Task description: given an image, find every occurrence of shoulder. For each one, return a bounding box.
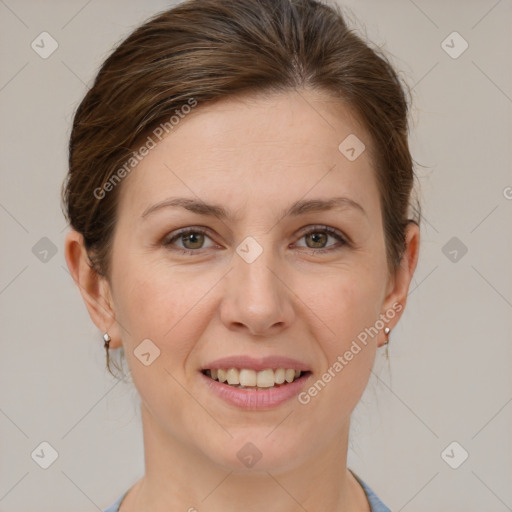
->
[102,490,129,512]
[349,469,392,512]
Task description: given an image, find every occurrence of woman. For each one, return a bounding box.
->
[62,0,420,510]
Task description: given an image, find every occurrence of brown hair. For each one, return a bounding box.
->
[61,0,421,377]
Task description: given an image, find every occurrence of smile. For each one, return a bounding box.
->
[200,367,312,409]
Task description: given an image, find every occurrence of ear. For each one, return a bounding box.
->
[64,229,122,349]
[378,221,420,347]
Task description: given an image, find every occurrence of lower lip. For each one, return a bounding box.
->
[200,371,312,410]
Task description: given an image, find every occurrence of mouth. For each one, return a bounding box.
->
[201,368,311,390]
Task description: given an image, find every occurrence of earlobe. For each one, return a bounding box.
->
[64,230,120,348]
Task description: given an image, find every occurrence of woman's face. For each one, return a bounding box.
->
[94,89,416,472]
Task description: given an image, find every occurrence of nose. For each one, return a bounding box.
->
[219,245,295,336]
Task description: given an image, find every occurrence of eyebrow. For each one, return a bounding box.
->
[141,196,367,221]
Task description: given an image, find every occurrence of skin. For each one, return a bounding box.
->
[65,88,419,512]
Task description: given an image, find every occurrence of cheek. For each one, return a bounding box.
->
[112,256,217,351]
[303,270,383,389]
[297,275,381,417]
[310,270,383,345]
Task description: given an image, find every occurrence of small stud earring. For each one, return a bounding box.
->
[103,332,111,349]
[383,327,391,345]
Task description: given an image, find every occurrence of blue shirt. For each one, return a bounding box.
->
[103,471,390,512]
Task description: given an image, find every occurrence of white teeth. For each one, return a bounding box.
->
[256,369,275,388]
[239,369,257,387]
[205,367,305,388]
[274,368,285,384]
[285,369,295,383]
[226,368,239,385]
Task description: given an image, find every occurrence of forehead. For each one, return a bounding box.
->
[116,89,380,222]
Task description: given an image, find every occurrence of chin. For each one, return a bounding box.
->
[204,430,306,474]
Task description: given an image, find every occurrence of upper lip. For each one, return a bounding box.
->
[201,355,311,372]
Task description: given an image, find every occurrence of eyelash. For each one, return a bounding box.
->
[162,225,349,256]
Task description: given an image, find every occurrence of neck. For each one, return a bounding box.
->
[121,403,370,512]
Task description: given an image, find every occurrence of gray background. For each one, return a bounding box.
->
[1,0,511,510]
